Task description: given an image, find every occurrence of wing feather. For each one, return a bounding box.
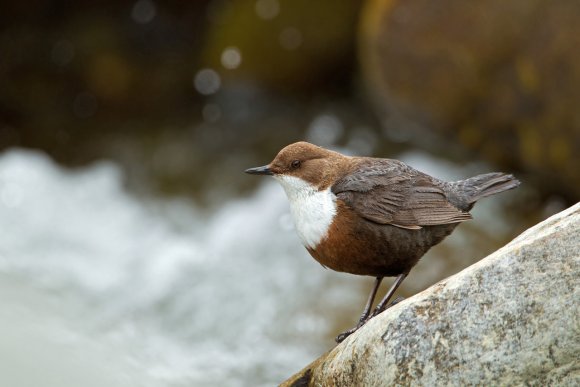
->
[332,160,471,228]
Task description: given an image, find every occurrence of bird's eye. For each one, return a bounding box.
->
[290,160,301,169]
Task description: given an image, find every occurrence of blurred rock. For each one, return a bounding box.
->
[0,2,209,159]
[282,202,580,386]
[360,0,580,201]
[202,0,360,91]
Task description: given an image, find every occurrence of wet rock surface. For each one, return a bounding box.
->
[282,203,579,386]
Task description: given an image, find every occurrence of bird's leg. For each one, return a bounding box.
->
[335,277,383,343]
[356,276,383,325]
[371,273,407,317]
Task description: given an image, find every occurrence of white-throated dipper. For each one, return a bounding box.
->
[245,141,520,342]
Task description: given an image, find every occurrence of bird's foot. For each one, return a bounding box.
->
[370,296,405,318]
[335,321,365,343]
[335,297,405,343]
[335,311,373,343]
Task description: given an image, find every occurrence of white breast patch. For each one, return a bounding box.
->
[274,175,337,249]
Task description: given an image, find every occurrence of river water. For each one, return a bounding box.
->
[0,148,523,386]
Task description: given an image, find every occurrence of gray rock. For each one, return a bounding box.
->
[282,203,580,386]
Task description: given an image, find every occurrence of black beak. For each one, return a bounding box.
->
[244,165,273,176]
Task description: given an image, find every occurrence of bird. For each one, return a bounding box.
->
[245,141,520,342]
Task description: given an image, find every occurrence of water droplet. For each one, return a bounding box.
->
[193,69,221,95]
[131,0,156,24]
[255,0,280,20]
[279,27,302,50]
[221,47,242,70]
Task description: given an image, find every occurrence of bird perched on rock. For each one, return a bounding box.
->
[245,141,520,342]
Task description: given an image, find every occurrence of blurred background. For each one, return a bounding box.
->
[0,0,578,386]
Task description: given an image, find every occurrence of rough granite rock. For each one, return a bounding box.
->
[282,203,580,386]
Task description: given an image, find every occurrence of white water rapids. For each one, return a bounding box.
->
[0,148,516,386]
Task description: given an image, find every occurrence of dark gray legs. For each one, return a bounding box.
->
[335,273,407,343]
[371,273,407,317]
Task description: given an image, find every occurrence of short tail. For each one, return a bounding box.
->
[453,172,520,204]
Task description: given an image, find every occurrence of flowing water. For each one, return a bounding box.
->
[0,148,523,386]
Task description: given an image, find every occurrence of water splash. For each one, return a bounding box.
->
[0,147,519,386]
[0,149,348,386]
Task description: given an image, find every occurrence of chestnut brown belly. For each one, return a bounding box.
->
[307,204,458,277]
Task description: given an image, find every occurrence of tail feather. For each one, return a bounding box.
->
[452,172,520,204]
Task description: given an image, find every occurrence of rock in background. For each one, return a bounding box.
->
[283,202,580,386]
[202,0,360,92]
[360,0,580,201]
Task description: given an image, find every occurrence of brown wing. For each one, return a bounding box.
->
[332,160,472,229]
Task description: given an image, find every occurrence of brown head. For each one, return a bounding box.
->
[245,142,349,190]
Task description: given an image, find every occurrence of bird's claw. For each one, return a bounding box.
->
[335,297,405,343]
[335,325,361,343]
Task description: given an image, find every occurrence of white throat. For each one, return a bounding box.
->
[274,175,337,248]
